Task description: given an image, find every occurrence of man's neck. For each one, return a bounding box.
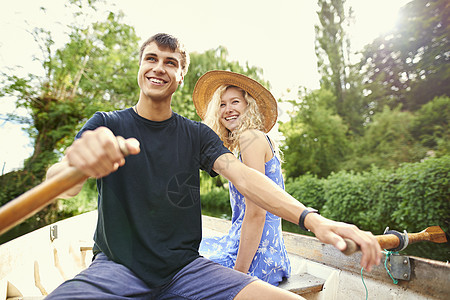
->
[135,96,173,121]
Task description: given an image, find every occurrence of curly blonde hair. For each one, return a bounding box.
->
[203,85,282,158]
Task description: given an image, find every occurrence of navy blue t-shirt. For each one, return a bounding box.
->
[76,108,231,287]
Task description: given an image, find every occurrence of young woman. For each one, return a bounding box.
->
[193,70,291,286]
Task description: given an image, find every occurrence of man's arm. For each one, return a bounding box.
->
[213,153,382,271]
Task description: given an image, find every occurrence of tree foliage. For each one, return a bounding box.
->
[360,0,450,111]
[315,0,350,103]
[280,88,351,178]
[1,12,140,181]
[315,0,367,134]
[410,95,450,155]
[280,0,448,179]
[343,106,427,171]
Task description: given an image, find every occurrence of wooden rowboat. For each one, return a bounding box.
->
[0,211,449,299]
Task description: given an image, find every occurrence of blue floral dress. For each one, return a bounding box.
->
[199,136,291,286]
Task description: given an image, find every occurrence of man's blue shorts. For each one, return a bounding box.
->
[45,252,257,299]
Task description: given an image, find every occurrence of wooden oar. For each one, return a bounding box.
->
[0,166,87,235]
[0,137,130,236]
[342,226,448,255]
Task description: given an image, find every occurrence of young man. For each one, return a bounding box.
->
[45,33,381,299]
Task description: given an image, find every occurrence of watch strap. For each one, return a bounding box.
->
[298,207,319,231]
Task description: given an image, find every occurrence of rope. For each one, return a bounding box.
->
[383,250,399,284]
[360,227,406,297]
[360,250,399,299]
[361,267,368,300]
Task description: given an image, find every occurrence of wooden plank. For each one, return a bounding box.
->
[278,273,325,295]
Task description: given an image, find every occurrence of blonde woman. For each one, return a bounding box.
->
[193,70,291,286]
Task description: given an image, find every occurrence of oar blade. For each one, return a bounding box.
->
[424,226,448,244]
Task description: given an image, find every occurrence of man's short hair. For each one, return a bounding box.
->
[139,33,190,76]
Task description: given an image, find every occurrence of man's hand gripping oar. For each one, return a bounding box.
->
[0,127,140,235]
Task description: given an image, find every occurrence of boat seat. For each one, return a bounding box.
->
[278,273,325,296]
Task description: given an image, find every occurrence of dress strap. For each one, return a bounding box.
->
[265,135,275,154]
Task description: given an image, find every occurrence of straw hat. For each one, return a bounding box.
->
[192,70,278,133]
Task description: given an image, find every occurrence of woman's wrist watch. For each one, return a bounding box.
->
[298,207,319,231]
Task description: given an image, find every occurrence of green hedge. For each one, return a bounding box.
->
[285,174,326,210]
[200,187,231,218]
[391,156,449,260]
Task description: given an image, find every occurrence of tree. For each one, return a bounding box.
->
[360,0,450,111]
[345,106,427,171]
[315,0,350,105]
[280,88,351,178]
[315,0,368,134]
[1,12,140,182]
[410,95,450,156]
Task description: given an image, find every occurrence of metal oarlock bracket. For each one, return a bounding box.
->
[50,224,58,242]
[388,254,411,281]
[383,227,409,251]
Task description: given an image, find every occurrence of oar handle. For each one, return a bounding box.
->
[0,136,131,236]
[342,234,401,256]
[342,239,360,256]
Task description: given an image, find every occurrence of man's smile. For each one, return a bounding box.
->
[147,76,167,85]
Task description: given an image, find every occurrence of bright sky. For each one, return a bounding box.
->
[0,0,411,173]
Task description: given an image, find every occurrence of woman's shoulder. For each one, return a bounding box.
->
[239,129,266,143]
[239,129,268,153]
[239,128,266,140]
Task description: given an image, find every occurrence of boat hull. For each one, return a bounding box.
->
[0,212,448,299]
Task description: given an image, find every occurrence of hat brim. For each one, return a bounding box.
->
[192,70,277,133]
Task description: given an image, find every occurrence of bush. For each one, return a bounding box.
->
[285,174,325,210]
[0,170,39,206]
[392,156,450,260]
[321,171,376,230]
[344,106,427,172]
[200,187,230,218]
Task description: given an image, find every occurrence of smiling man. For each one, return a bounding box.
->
[45,33,381,300]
